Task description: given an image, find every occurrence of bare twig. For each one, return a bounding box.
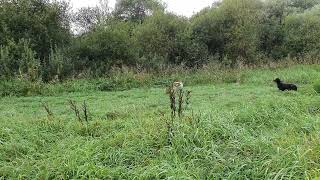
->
[41,102,54,120]
[178,89,184,118]
[169,87,176,119]
[82,100,89,123]
[69,100,82,124]
[186,90,191,110]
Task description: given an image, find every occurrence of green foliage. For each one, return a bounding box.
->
[191,0,263,65]
[133,12,204,67]
[20,40,41,82]
[114,0,165,22]
[221,0,263,64]
[190,6,224,57]
[284,5,320,57]
[0,45,11,78]
[0,39,41,81]
[70,21,138,75]
[1,0,320,81]
[43,47,73,82]
[0,80,43,97]
[258,0,287,59]
[0,0,71,81]
[289,0,320,11]
[0,0,71,60]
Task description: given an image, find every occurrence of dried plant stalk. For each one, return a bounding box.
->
[69,100,82,124]
[41,102,54,120]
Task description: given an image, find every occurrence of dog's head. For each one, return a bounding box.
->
[273,78,281,83]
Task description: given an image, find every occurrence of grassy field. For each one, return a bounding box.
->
[1,65,320,179]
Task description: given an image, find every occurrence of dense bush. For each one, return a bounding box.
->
[284,5,320,58]
[0,0,71,60]
[69,21,138,75]
[190,0,263,66]
[1,0,320,82]
[0,80,43,97]
[0,39,41,81]
[133,11,208,67]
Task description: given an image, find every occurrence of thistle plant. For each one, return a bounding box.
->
[166,81,192,146]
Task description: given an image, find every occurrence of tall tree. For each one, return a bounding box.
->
[72,0,110,35]
[284,5,320,57]
[0,0,71,60]
[114,0,165,23]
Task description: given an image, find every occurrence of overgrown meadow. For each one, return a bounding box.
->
[2,0,320,178]
[1,64,320,179]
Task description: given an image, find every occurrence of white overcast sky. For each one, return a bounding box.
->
[69,0,214,17]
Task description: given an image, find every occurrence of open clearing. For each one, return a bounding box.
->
[1,66,320,179]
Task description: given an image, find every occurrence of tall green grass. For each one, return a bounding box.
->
[0,64,320,178]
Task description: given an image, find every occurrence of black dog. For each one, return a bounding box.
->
[273,78,297,91]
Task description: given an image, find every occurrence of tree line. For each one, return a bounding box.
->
[1,0,320,82]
